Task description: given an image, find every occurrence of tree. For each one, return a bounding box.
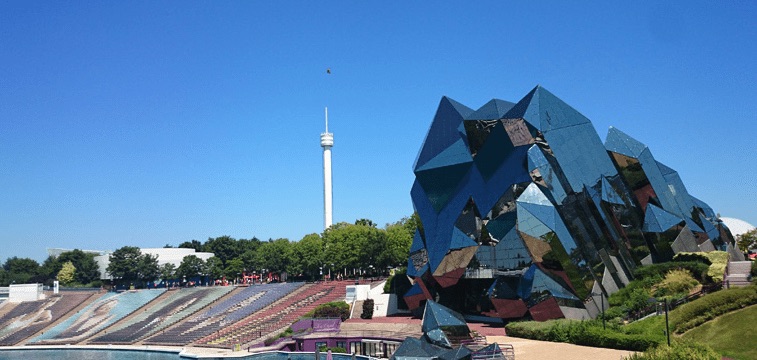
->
[322,223,364,273]
[2,257,41,285]
[178,240,203,252]
[254,239,291,274]
[206,256,224,280]
[737,229,757,253]
[290,234,324,280]
[177,255,206,280]
[224,258,244,280]
[58,249,100,285]
[384,219,414,269]
[138,253,160,284]
[57,261,76,285]
[355,218,377,227]
[203,236,237,266]
[106,246,157,286]
[39,256,62,286]
[160,263,176,282]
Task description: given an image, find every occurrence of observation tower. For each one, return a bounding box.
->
[321,107,334,230]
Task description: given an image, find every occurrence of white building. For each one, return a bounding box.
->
[95,247,215,280]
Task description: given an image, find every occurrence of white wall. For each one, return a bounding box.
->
[9,283,43,303]
[96,248,215,280]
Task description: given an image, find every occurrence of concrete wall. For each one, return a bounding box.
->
[9,283,43,303]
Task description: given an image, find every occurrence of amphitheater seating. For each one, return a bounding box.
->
[195,281,346,349]
[30,289,164,344]
[144,282,303,346]
[0,292,93,346]
[88,286,234,344]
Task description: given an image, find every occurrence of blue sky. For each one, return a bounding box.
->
[1,2,755,262]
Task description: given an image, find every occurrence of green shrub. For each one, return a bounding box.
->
[653,269,698,298]
[634,262,711,283]
[623,340,720,360]
[672,253,711,265]
[263,326,294,346]
[671,285,757,334]
[360,299,374,319]
[328,347,347,353]
[311,301,351,321]
[505,319,660,351]
[751,260,757,279]
[704,251,729,283]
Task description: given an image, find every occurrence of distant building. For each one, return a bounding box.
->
[96,247,215,280]
[47,247,214,280]
[406,86,742,321]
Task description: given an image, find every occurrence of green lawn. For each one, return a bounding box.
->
[683,304,757,360]
[623,315,666,343]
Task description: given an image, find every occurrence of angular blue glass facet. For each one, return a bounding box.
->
[527,145,568,204]
[517,264,538,299]
[410,229,426,253]
[519,202,557,230]
[643,204,683,232]
[601,176,626,205]
[473,123,515,180]
[485,211,517,240]
[684,217,704,233]
[517,206,552,238]
[450,227,478,250]
[493,228,532,270]
[503,86,540,128]
[405,282,423,297]
[690,196,716,218]
[658,162,697,218]
[531,268,579,301]
[416,161,472,213]
[699,213,720,241]
[416,138,473,172]
[471,146,531,215]
[414,97,472,172]
[544,122,618,192]
[407,86,740,322]
[605,126,647,158]
[466,99,516,120]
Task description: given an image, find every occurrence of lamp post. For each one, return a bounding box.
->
[591,292,606,330]
[659,298,671,346]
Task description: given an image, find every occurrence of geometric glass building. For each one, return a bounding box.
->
[405,86,743,321]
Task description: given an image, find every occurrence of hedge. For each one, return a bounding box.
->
[670,285,757,334]
[634,261,711,283]
[506,319,660,352]
[622,340,720,360]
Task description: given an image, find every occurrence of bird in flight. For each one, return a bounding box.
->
[326,68,331,74]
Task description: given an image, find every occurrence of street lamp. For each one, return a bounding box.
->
[659,298,671,346]
[591,292,606,330]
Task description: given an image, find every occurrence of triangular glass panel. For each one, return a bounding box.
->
[601,176,626,205]
[450,227,478,250]
[416,138,472,172]
[604,127,647,158]
[642,204,682,232]
[415,96,472,171]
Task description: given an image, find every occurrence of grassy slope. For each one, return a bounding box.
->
[623,315,666,343]
[682,304,757,360]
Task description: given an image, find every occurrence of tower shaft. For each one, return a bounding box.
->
[320,107,334,230]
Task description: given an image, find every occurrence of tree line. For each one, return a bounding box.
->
[0,216,417,288]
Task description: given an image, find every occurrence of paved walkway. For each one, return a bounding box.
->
[486,336,635,360]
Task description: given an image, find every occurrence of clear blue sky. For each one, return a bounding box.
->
[1,2,755,262]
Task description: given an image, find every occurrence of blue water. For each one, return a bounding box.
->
[0,349,181,360]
